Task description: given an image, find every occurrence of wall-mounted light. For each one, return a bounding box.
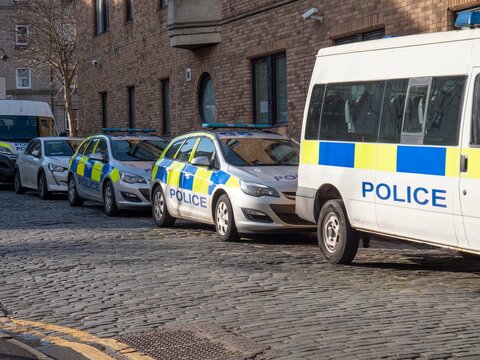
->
[302,7,323,22]
[185,68,192,82]
[0,48,9,61]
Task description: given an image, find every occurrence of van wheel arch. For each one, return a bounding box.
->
[314,184,343,221]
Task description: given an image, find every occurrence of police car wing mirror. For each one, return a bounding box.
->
[31,150,40,158]
[90,152,105,162]
[191,156,210,167]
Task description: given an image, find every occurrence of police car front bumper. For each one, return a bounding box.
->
[114,181,151,209]
[231,192,315,233]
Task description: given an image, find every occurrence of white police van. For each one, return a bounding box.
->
[297,12,480,264]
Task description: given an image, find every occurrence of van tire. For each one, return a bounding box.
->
[318,199,359,265]
[14,169,26,194]
[152,186,175,227]
[68,175,84,207]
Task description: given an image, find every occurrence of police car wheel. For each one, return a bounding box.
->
[215,194,239,242]
[14,169,26,194]
[103,181,119,216]
[38,172,51,200]
[318,199,359,265]
[68,176,84,206]
[152,186,175,227]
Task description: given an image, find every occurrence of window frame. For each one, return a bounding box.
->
[198,74,216,123]
[162,79,170,135]
[64,108,79,132]
[335,29,385,45]
[15,24,29,46]
[127,86,136,128]
[100,92,108,128]
[95,0,109,35]
[16,68,31,89]
[125,0,133,22]
[252,52,288,126]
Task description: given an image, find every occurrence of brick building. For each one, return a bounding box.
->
[75,0,479,139]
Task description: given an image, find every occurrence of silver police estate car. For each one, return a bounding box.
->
[67,131,168,216]
[151,124,315,241]
[14,137,83,199]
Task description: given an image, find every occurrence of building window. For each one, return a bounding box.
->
[162,79,170,135]
[100,92,108,128]
[127,86,136,128]
[95,0,109,35]
[125,0,133,22]
[15,25,28,46]
[16,69,31,89]
[161,0,168,8]
[199,74,216,123]
[455,7,480,29]
[252,52,287,125]
[335,29,385,45]
[64,108,79,131]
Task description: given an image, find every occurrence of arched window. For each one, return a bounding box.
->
[199,73,216,123]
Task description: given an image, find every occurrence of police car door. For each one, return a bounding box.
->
[185,137,216,221]
[89,138,108,201]
[172,137,198,217]
[77,138,99,199]
[459,71,480,251]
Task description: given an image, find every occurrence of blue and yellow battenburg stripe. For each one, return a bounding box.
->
[69,155,120,183]
[300,140,469,178]
[152,159,239,195]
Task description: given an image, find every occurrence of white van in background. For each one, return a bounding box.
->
[297,13,480,264]
[0,100,57,183]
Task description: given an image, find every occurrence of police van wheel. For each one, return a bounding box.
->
[14,169,26,194]
[459,251,480,260]
[152,186,175,227]
[103,181,119,216]
[68,176,84,207]
[215,194,239,242]
[38,172,51,200]
[318,199,359,265]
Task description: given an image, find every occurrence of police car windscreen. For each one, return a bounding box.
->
[220,138,299,166]
[45,140,81,157]
[112,139,168,161]
[0,115,38,141]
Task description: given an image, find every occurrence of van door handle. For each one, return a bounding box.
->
[460,154,468,173]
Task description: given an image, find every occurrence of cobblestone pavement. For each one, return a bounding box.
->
[0,186,479,359]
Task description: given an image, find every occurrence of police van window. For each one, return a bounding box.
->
[473,75,480,145]
[175,137,197,162]
[84,139,98,156]
[304,84,325,140]
[403,84,429,134]
[424,76,465,146]
[164,139,184,159]
[319,81,384,142]
[378,79,408,143]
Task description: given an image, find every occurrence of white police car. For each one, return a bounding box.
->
[68,129,168,216]
[151,124,315,241]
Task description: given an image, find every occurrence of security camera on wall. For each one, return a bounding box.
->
[303,7,323,22]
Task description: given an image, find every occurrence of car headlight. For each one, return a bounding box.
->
[0,146,12,154]
[48,163,67,172]
[240,180,280,197]
[120,171,147,184]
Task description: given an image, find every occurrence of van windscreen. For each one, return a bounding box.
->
[0,116,55,141]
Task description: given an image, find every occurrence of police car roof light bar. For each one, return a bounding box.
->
[201,123,273,129]
[102,128,156,134]
[455,11,480,28]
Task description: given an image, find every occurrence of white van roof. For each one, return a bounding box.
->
[318,29,480,57]
[0,100,54,117]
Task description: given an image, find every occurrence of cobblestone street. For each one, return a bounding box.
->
[0,186,479,359]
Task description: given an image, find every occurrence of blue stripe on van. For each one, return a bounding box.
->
[397,146,446,176]
[319,142,355,168]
